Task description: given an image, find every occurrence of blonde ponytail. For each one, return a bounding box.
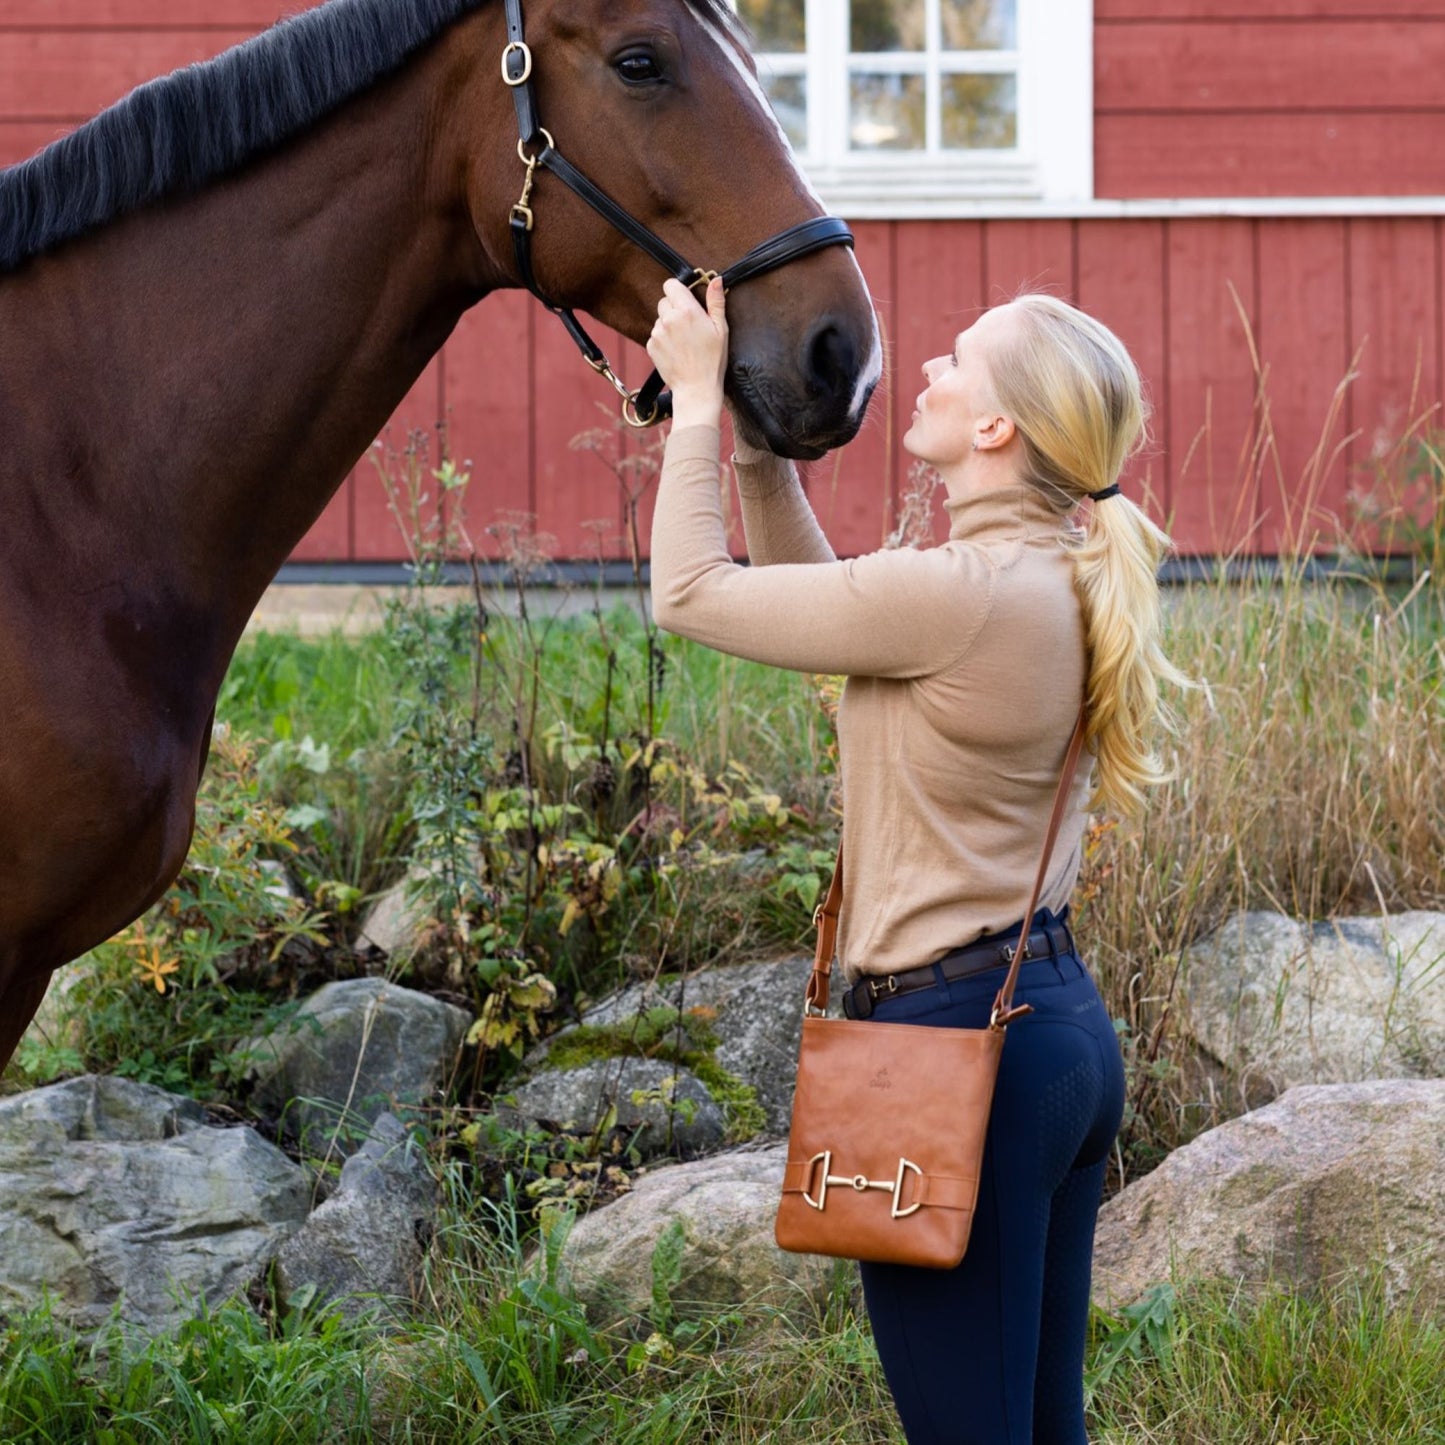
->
[984,294,1189,817]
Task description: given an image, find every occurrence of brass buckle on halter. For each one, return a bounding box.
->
[688,268,721,294]
[501,40,533,86]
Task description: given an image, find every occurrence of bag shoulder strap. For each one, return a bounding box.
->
[804,709,1089,1027]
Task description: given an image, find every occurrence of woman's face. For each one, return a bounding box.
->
[903,307,1011,469]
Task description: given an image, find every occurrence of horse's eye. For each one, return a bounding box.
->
[616,52,663,85]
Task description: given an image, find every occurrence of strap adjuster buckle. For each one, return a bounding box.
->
[501,40,533,86]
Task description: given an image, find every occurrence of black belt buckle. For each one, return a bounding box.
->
[846,972,902,1020]
[843,979,873,1020]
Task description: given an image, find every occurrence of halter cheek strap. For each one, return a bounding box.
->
[500,0,855,427]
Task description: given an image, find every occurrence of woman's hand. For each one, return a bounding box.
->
[646,275,727,431]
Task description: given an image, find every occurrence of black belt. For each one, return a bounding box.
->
[841,914,1074,1020]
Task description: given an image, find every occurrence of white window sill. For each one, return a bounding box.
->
[801,155,1059,215]
[805,189,1445,221]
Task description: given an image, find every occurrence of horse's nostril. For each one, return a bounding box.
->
[805,317,858,407]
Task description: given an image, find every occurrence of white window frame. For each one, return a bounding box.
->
[743,0,1093,218]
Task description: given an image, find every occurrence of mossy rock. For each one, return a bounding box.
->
[498,1056,727,1159]
[529,1005,766,1143]
[527,956,813,1138]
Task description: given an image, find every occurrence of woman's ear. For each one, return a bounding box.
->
[974,414,1016,452]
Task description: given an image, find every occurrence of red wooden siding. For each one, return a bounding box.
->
[1254,220,1350,553]
[5,6,1443,561]
[1349,220,1440,478]
[1075,220,1168,511]
[2,1,297,23]
[1096,0,1445,16]
[1095,6,1445,196]
[797,217,1440,557]
[0,31,256,118]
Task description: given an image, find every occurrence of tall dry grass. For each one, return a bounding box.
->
[1074,322,1445,1181]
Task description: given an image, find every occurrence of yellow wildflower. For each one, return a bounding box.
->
[133,942,181,994]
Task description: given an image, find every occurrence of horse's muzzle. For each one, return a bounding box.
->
[730,365,876,461]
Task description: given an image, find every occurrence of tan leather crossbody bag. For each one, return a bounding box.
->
[774,714,1087,1269]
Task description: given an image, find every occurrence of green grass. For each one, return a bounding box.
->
[222,605,835,794]
[4,1193,1441,1443]
[1088,1275,1445,1444]
[0,1294,376,1443]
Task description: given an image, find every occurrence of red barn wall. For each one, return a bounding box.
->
[806,217,1440,559]
[3,2,1440,560]
[1094,0,1445,197]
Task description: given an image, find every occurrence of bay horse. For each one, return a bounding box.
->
[0,0,881,1071]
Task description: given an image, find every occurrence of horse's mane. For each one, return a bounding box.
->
[0,0,746,275]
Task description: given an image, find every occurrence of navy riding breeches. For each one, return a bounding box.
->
[856,913,1126,1445]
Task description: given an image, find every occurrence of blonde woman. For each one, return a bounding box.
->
[647,278,1183,1445]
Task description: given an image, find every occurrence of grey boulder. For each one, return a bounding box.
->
[242,978,471,1154]
[356,870,431,962]
[0,1075,310,1334]
[274,1113,436,1321]
[357,856,484,964]
[559,1143,838,1327]
[535,956,813,1136]
[1180,911,1445,1098]
[1092,1079,1445,1311]
[501,1057,725,1157]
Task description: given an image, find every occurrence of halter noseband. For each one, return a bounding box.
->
[501,0,856,427]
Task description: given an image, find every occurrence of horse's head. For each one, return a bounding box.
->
[462,0,880,460]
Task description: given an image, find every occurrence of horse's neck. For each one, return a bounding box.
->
[11,21,499,644]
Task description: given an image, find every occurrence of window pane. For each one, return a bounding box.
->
[941,0,1016,51]
[850,0,925,53]
[738,0,805,53]
[761,72,808,149]
[849,72,925,150]
[941,73,1017,148]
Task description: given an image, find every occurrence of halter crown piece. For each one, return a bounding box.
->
[501,0,856,426]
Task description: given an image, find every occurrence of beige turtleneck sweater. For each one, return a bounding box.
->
[650,425,1092,982]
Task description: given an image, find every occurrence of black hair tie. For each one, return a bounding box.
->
[1091,482,1122,501]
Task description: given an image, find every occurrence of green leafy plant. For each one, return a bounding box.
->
[364,429,835,1100]
[1086,1282,1177,1396]
[12,730,331,1097]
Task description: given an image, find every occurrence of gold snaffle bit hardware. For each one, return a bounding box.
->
[801,1151,923,1219]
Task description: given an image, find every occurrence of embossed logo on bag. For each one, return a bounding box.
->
[869,1068,892,1090]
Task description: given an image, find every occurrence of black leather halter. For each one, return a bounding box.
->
[501,0,856,427]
